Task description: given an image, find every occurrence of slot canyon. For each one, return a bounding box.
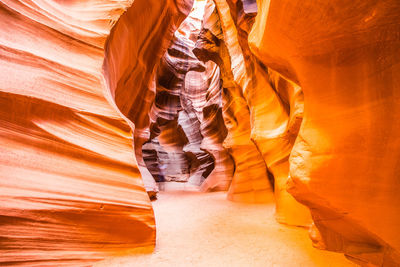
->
[0,0,399,266]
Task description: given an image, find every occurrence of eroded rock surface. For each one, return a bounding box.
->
[195,0,274,203]
[138,3,234,191]
[103,0,195,194]
[195,0,311,225]
[2,0,400,266]
[248,0,400,265]
[0,0,194,265]
[195,1,400,265]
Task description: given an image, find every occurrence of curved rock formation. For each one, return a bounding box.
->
[198,61,234,191]
[2,0,400,266]
[147,9,214,186]
[137,3,234,192]
[103,0,197,195]
[195,0,311,225]
[0,0,196,264]
[248,0,400,265]
[195,0,274,203]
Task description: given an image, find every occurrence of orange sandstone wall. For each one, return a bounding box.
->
[207,0,311,226]
[0,0,180,265]
[103,0,195,193]
[2,0,399,266]
[249,0,400,265]
[195,0,274,203]
[198,0,400,264]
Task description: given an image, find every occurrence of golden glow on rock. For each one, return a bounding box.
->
[1,0,399,266]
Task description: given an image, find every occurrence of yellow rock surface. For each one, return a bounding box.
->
[2,0,399,266]
[249,0,400,265]
[211,0,311,225]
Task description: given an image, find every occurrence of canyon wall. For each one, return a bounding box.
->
[196,0,311,225]
[195,0,275,204]
[103,0,197,194]
[0,0,193,265]
[141,6,234,191]
[196,0,400,265]
[248,0,400,265]
[1,0,399,266]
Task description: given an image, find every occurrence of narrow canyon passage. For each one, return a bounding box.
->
[1,0,400,266]
[96,188,355,267]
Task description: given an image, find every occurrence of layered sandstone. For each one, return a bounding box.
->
[195,0,274,203]
[248,0,400,265]
[0,0,193,265]
[1,0,400,266]
[196,0,311,225]
[196,1,400,265]
[130,3,234,192]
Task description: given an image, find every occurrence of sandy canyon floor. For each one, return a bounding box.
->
[96,186,356,267]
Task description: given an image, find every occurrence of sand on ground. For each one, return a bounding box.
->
[95,188,356,267]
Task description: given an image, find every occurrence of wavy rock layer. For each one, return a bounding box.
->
[0,0,197,264]
[137,3,234,192]
[2,0,400,266]
[103,0,196,195]
[195,0,311,225]
[195,0,274,203]
[146,7,214,185]
[196,0,400,265]
[248,0,400,265]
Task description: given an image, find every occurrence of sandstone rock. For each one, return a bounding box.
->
[249,0,400,265]
[103,0,195,190]
[0,0,194,264]
[198,0,311,225]
[195,0,274,203]
[2,0,400,266]
[136,2,234,191]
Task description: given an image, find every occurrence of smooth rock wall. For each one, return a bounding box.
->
[196,0,310,224]
[0,0,161,265]
[195,0,273,203]
[198,61,234,192]
[2,0,399,266]
[248,0,400,265]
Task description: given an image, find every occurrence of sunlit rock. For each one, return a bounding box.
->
[138,3,234,191]
[2,0,399,266]
[0,0,194,264]
[249,0,400,265]
[195,0,274,203]
[200,0,311,225]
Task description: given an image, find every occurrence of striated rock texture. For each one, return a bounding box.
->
[0,0,194,265]
[196,1,400,264]
[2,0,400,266]
[146,6,214,186]
[248,0,400,265]
[195,0,274,203]
[103,0,199,195]
[137,3,234,192]
[197,61,235,191]
[195,0,311,225]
